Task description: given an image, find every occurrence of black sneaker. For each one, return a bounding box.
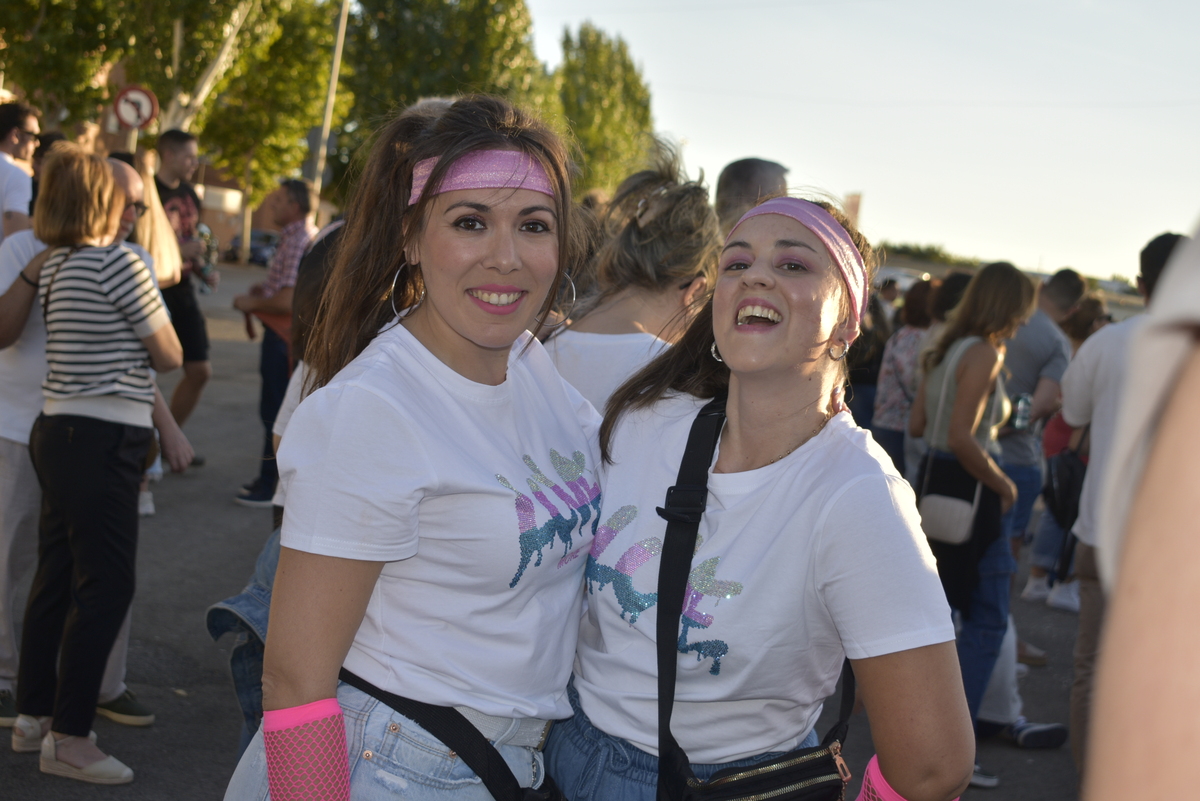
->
[235,481,275,508]
[96,689,155,726]
[970,764,1000,789]
[1004,716,1068,749]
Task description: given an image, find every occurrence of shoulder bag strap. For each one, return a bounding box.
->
[919,337,971,501]
[654,397,855,795]
[338,668,526,801]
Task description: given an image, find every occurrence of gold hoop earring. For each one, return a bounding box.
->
[710,342,723,363]
[829,338,850,361]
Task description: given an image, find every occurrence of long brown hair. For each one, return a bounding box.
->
[306,95,582,389]
[599,197,876,462]
[923,261,1037,372]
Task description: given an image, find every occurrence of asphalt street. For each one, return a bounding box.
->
[2,264,1082,799]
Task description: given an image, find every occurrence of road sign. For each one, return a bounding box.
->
[114,85,159,130]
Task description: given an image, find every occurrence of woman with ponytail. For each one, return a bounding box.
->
[544,141,719,410]
[545,196,974,801]
[225,96,598,800]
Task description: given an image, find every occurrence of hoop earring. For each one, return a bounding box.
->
[829,338,849,361]
[710,342,723,363]
[538,273,578,329]
[390,263,425,318]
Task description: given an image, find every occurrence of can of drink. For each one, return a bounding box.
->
[1013,393,1033,430]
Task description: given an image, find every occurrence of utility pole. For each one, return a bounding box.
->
[311,0,351,199]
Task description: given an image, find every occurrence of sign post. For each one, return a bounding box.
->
[113,85,160,153]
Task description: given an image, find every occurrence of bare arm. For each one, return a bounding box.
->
[909,375,928,438]
[0,248,49,348]
[142,324,184,373]
[152,384,193,472]
[262,547,385,709]
[946,342,1016,510]
[853,642,974,801]
[234,285,294,316]
[1085,339,1200,801]
[2,210,31,238]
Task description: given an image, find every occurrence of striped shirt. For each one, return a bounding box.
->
[38,244,171,427]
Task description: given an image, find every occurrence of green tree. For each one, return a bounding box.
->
[556,23,652,192]
[202,0,347,208]
[0,0,127,125]
[122,0,284,133]
[332,0,558,199]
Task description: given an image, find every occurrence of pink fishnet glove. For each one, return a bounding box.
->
[856,755,959,801]
[262,698,351,801]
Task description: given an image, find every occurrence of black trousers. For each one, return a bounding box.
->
[256,326,291,491]
[19,414,150,736]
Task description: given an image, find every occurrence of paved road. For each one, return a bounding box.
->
[1,263,1082,798]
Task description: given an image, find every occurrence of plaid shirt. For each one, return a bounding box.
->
[261,219,318,299]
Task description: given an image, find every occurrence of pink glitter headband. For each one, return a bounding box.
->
[726,197,868,338]
[408,150,555,206]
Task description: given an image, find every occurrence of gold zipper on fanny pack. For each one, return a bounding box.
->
[691,738,849,786]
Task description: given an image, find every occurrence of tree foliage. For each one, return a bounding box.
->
[0,0,129,125]
[123,0,285,132]
[331,0,559,199]
[556,23,652,192]
[202,0,348,207]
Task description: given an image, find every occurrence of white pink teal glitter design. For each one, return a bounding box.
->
[496,449,601,588]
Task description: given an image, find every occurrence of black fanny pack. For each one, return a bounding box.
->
[339,668,567,801]
[654,397,854,801]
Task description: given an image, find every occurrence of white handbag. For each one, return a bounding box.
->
[917,339,996,545]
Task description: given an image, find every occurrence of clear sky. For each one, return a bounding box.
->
[526,0,1200,279]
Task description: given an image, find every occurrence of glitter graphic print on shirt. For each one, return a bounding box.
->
[588,517,745,675]
[497,449,602,588]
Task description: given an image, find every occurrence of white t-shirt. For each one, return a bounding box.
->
[0,153,32,246]
[544,329,668,411]
[277,323,603,720]
[574,394,955,763]
[1062,315,1146,547]
[0,231,47,444]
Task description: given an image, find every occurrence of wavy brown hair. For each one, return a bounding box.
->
[599,197,876,462]
[306,95,582,389]
[923,262,1037,372]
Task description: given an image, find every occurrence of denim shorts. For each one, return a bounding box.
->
[224,682,545,800]
[545,683,818,801]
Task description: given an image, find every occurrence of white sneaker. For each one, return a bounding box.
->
[137,490,155,517]
[1047,579,1081,613]
[1021,574,1051,601]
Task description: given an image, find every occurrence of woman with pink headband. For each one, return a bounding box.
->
[224,96,598,800]
[545,196,974,801]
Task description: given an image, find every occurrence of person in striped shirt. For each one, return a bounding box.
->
[14,143,182,785]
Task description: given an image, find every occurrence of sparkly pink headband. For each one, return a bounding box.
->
[726,197,868,338]
[408,149,555,206]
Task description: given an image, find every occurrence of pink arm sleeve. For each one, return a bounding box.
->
[856,755,959,801]
[262,698,351,801]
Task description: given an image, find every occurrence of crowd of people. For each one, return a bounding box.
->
[0,92,1195,801]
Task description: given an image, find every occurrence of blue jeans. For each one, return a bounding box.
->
[957,534,1016,724]
[224,682,546,800]
[545,683,818,801]
[1030,509,1073,577]
[999,461,1042,542]
[846,383,877,430]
